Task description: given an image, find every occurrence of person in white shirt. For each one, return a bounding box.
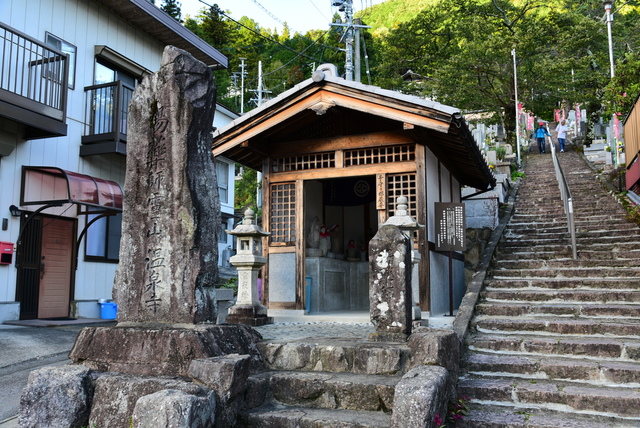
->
[555,119,568,152]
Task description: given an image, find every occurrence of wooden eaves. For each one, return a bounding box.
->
[212,72,496,191]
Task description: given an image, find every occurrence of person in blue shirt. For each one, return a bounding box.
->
[534,122,551,153]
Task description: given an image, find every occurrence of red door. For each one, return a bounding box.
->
[16,216,74,319]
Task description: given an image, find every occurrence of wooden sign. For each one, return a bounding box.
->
[435,202,466,252]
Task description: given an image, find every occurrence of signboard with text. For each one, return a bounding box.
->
[435,202,466,252]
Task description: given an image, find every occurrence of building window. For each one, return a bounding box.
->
[219,215,232,244]
[217,161,229,204]
[45,32,76,89]
[85,213,122,262]
[270,182,296,245]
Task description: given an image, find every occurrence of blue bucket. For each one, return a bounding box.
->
[99,302,118,320]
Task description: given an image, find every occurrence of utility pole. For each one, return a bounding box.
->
[250,61,271,107]
[344,0,354,81]
[330,0,369,82]
[354,18,361,82]
[239,58,247,114]
[257,61,263,107]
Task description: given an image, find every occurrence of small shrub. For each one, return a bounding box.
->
[435,395,470,427]
[496,146,506,161]
[510,163,525,181]
[222,277,238,293]
[626,203,640,226]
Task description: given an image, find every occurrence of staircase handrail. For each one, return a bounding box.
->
[549,136,578,259]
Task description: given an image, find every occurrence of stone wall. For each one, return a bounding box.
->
[464,227,493,285]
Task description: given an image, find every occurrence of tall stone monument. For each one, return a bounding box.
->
[68,46,262,377]
[113,44,219,324]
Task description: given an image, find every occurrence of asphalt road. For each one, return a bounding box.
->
[0,325,85,424]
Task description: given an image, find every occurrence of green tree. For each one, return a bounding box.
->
[603,51,640,118]
[235,166,260,212]
[161,0,182,22]
[374,0,610,144]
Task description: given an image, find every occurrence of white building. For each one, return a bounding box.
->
[0,0,234,322]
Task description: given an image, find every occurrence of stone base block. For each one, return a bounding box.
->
[369,331,409,343]
[226,304,274,326]
[69,323,263,377]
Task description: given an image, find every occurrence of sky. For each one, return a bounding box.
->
[179,0,385,35]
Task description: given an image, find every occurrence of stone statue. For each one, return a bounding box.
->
[319,225,330,256]
[307,216,320,249]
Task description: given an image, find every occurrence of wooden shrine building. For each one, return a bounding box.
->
[212,65,495,320]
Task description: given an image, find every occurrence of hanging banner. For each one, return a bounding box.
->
[435,202,466,252]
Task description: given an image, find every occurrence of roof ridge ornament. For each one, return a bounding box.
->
[312,63,338,82]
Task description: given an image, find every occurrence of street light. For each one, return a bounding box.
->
[603,0,615,78]
[603,1,618,165]
[512,47,521,166]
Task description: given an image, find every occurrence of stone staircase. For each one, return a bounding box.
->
[458,150,640,427]
[238,337,411,427]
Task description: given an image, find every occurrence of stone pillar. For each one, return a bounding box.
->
[226,209,273,326]
[382,196,423,324]
[369,224,413,342]
[113,45,219,324]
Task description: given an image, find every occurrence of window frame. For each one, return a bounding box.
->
[217,160,230,204]
[45,32,76,89]
[84,213,122,263]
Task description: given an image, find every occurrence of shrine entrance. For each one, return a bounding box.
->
[303,176,377,313]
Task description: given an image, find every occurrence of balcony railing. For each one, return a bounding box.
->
[81,81,134,156]
[0,22,68,138]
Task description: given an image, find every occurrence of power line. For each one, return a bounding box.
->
[197,0,322,63]
[263,29,330,77]
[308,0,331,26]
[249,0,288,30]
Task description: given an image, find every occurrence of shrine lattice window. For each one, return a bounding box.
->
[387,173,418,243]
[387,173,417,217]
[272,152,335,172]
[344,145,415,166]
[270,182,296,245]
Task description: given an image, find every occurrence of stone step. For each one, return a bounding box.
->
[511,212,630,221]
[239,402,392,428]
[492,259,640,270]
[496,249,640,261]
[458,403,639,428]
[487,267,640,278]
[473,317,640,338]
[481,289,640,304]
[497,242,640,255]
[507,221,638,232]
[484,278,640,290]
[466,334,640,362]
[501,235,640,247]
[248,370,398,412]
[257,338,410,375]
[458,377,640,419]
[494,251,640,262]
[463,353,640,386]
[475,302,640,319]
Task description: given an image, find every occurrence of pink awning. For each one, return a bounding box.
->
[21,166,123,211]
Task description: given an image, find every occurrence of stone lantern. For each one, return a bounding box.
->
[225,208,273,326]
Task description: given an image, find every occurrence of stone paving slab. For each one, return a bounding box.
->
[253,322,375,340]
